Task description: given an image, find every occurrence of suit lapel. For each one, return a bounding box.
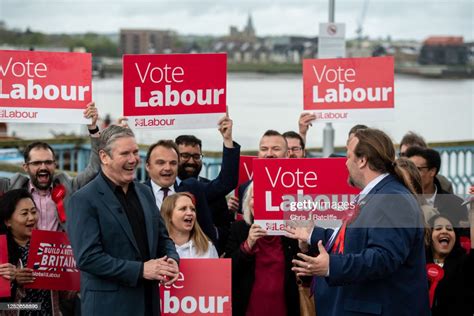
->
[96,175,141,255]
[135,185,156,256]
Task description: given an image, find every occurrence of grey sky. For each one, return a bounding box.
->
[1,0,473,40]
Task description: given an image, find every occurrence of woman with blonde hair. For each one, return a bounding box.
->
[161,192,218,258]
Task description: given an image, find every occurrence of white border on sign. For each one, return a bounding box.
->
[313,108,394,122]
[0,107,89,124]
[127,112,226,130]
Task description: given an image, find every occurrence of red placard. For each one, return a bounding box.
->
[303,56,394,122]
[160,259,231,315]
[238,156,256,186]
[0,235,10,297]
[253,158,360,235]
[25,230,80,291]
[123,53,227,129]
[0,50,91,124]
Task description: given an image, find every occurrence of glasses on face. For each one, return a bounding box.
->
[289,146,303,152]
[26,160,56,167]
[179,153,203,161]
[416,166,430,172]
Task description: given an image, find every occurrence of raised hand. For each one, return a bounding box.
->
[84,101,99,129]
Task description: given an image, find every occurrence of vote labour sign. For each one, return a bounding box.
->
[160,259,231,315]
[238,156,257,186]
[0,50,91,124]
[26,230,80,291]
[303,56,394,122]
[253,158,360,235]
[123,53,227,129]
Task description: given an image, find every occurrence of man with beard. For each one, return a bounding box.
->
[282,131,306,158]
[175,134,235,253]
[145,114,239,250]
[6,102,101,232]
[286,128,430,316]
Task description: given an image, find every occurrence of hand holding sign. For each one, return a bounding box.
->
[292,241,329,277]
[218,107,233,148]
[298,112,317,143]
[15,267,35,285]
[83,101,98,129]
[246,224,267,249]
[0,263,15,281]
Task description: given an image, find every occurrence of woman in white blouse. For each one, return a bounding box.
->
[161,192,218,258]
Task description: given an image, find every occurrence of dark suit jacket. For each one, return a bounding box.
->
[198,176,234,254]
[146,142,240,245]
[66,173,178,316]
[310,174,430,316]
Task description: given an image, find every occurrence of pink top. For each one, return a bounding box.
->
[29,182,60,231]
[245,236,287,316]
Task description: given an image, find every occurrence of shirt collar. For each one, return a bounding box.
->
[359,173,390,201]
[28,180,52,196]
[150,179,176,196]
[100,170,134,194]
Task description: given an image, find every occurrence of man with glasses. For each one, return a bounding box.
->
[399,131,453,193]
[283,131,306,158]
[175,134,234,254]
[405,146,468,229]
[6,102,101,232]
[144,114,240,245]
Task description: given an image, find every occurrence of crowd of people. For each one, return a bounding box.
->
[0,102,472,316]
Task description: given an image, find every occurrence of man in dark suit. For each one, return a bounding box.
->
[287,128,430,316]
[67,125,179,316]
[144,114,239,246]
[175,134,234,254]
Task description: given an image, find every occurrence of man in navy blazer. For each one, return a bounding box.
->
[144,114,239,245]
[67,125,179,316]
[288,128,430,316]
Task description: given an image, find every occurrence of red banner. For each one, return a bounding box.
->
[0,235,9,297]
[235,155,257,196]
[0,50,91,124]
[25,230,80,291]
[160,259,231,315]
[303,56,394,122]
[253,158,360,234]
[123,53,227,129]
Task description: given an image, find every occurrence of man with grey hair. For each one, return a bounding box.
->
[67,125,179,316]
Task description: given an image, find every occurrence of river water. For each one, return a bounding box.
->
[7,73,474,151]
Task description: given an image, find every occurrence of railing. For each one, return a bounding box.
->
[2,142,473,194]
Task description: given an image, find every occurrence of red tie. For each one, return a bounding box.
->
[332,200,361,254]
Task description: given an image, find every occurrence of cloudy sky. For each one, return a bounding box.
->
[1,0,473,40]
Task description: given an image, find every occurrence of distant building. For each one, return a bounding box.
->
[120,29,177,54]
[418,36,469,65]
[227,14,257,43]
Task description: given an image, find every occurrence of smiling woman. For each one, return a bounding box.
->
[426,214,474,316]
[160,192,218,259]
[0,189,70,314]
